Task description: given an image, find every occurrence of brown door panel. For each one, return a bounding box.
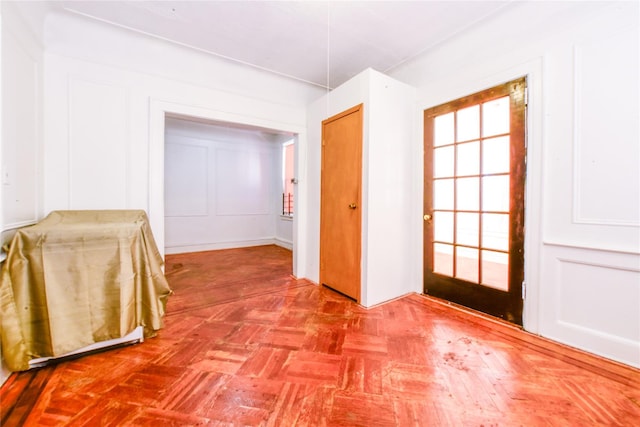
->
[320,104,363,301]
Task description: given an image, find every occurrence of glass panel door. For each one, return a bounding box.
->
[424,78,527,324]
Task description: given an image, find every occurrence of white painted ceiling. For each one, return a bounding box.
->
[50,0,514,89]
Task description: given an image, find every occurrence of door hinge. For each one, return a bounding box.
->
[522,281,526,299]
[524,87,529,107]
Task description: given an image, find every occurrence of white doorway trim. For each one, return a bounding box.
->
[416,57,543,333]
[148,98,307,277]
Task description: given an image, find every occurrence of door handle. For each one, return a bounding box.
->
[423,214,432,222]
[349,203,357,209]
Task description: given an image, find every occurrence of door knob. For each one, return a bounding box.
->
[349,203,357,209]
[423,214,432,221]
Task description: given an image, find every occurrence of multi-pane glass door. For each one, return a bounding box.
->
[423,78,526,325]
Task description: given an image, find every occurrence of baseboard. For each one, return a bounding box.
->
[273,237,293,250]
[165,239,278,254]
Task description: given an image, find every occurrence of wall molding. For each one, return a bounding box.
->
[541,243,640,367]
[1,220,38,234]
[543,240,640,256]
[274,237,293,251]
[571,27,640,227]
[164,141,209,217]
[67,76,130,209]
[214,147,272,216]
[2,26,41,227]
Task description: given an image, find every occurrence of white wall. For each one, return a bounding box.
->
[164,117,292,253]
[40,10,320,272]
[305,69,418,307]
[1,2,42,232]
[390,1,639,367]
[276,216,293,250]
[365,71,419,307]
[0,1,44,386]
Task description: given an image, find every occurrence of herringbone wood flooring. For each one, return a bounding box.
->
[2,245,639,426]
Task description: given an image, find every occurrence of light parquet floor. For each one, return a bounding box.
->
[2,244,639,426]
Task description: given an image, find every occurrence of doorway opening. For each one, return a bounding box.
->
[163,115,296,269]
[148,100,302,277]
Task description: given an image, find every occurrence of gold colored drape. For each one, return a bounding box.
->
[0,210,172,371]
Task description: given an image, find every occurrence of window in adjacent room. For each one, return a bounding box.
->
[282,140,295,216]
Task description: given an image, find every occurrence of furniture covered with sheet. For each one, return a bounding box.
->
[0,210,172,371]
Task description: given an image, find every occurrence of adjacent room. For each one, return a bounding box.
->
[163,116,295,256]
[1,1,638,425]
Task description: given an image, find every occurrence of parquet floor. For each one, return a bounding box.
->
[2,244,639,426]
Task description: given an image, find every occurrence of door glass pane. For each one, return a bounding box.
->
[482,136,510,174]
[456,212,479,246]
[434,243,453,276]
[482,175,509,212]
[482,96,510,137]
[433,179,454,210]
[456,105,480,142]
[456,246,478,283]
[434,112,454,147]
[434,212,454,243]
[434,146,454,178]
[457,177,479,211]
[482,213,509,251]
[457,141,480,176]
[481,250,509,291]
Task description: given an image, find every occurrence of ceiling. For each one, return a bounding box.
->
[49,0,515,89]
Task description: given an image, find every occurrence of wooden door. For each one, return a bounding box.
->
[423,78,526,324]
[320,104,363,301]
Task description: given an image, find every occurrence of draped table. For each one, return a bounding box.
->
[0,210,172,371]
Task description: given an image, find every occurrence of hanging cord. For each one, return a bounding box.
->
[326,0,331,92]
[324,0,332,117]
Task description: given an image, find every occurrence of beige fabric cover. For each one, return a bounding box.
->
[0,210,172,371]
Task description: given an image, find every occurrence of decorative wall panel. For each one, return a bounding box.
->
[573,25,639,226]
[557,258,639,341]
[68,78,128,209]
[164,143,208,217]
[215,148,271,215]
[2,27,39,228]
[541,244,640,367]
